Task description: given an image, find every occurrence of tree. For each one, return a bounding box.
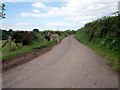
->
[9,29,13,32]
[33,28,39,32]
[12,31,36,46]
[0,4,6,19]
[2,30,9,40]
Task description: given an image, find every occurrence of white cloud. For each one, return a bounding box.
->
[32,2,46,8]
[16,22,30,25]
[47,22,72,27]
[2,0,119,31]
[0,0,24,2]
[20,12,31,17]
[19,0,119,30]
[45,21,88,30]
[81,20,93,24]
[1,23,29,30]
[0,0,37,2]
[1,21,82,31]
[0,0,66,2]
[20,12,55,18]
[65,16,96,21]
[20,0,119,21]
[32,9,40,13]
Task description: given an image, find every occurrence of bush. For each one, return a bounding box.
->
[1,30,10,40]
[12,31,36,45]
[75,15,120,71]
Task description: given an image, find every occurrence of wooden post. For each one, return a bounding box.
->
[0,40,8,50]
[8,36,12,52]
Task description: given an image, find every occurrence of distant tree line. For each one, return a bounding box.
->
[1,29,76,46]
[0,29,12,40]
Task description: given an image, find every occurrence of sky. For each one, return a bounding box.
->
[0,0,119,31]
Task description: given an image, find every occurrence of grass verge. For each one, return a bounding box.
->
[2,36,65,60]
[75,35,119,72]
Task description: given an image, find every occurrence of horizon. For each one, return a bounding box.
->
[0,28,77,31]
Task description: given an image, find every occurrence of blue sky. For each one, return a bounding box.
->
[0,0,119,31]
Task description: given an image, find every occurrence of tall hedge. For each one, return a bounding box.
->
[12,31,36,45]
[75,16,120,52]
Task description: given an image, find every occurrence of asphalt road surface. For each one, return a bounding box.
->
[3,36,118,88]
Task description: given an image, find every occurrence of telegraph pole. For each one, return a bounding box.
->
[118,1,120,15]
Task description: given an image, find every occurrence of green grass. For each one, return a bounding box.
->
[74,15,119,72]
[88,43,119,72]
[75,35,119,72]
[2,46,32,60]
[1,36,65,60]
[1,40,17,52]
[32,39,57,50]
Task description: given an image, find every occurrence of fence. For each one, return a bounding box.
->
[0,36,12,52]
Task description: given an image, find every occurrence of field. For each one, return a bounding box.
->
[1,31,67,60]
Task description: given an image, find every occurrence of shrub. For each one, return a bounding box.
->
[75,15,120,71]
[1,30,10,40]
[12,31,36,45]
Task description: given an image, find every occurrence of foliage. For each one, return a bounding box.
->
[1,40,16,52]
[40,30,76,37]
[2,36,64,60]
[11,31,36,45]
[1,29,75,60]
[0,3,6,19]
[33,28,39,32]
[0,29,10,40]
[75,15,120,71]
[9,29,13,33]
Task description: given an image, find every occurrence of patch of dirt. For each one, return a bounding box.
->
[2,43,59,72]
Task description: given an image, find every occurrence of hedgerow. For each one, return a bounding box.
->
[75,15,120,71]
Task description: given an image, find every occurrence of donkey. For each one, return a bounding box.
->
[51,34,59,42]
[44,35,51,41]
[45,32,59,42]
